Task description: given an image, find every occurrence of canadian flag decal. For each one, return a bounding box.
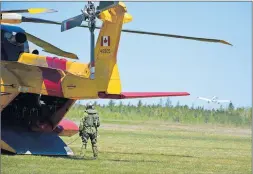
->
[101,36,110,46]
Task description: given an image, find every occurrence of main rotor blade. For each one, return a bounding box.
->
[70,24,233,46]
[25,32,78,59]
[22,16,87,31]
[1,8,57,14]
[120,29,232,46]
[20,18,232,46]
[22,16,63,24]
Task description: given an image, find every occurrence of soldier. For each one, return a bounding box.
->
[79,102,100,158]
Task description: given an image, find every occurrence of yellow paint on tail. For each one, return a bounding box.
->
[94,2,132,95]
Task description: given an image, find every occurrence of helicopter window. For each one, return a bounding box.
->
[4,31,12,40]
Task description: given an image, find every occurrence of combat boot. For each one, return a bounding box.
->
[92,144,98,159]
[80,143,87,157]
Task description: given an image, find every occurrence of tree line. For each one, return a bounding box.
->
[67,98,252,127]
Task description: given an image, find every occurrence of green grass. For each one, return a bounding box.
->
[1,120,251,174]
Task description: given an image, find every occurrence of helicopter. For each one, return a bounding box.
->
[0,1,232,156]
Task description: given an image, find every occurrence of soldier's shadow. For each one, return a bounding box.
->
[44,150,197,161]
[106,159,161,163]
[102,151,196,158]
[104,152,196,163]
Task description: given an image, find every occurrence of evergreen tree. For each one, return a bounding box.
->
[108,100,115,111]
[159,98,163,107]
[228,102,234,111]
[119,101,123,113]
[219,105,224,112]
[137,100,143,108]
[176,101,180,108]
[165,97,172,107]
[108,100,115,107]
[191,103,195,110]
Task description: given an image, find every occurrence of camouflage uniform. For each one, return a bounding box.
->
[79,105,100,158]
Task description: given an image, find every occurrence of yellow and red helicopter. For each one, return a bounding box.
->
[0,1,232,156]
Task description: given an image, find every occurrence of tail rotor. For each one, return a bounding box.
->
[61,1,119,80]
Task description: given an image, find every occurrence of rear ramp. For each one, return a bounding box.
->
[1,127,74,156]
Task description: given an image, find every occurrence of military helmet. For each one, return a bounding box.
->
[86,102,94,110]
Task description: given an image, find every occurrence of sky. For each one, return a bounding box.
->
[1,1,252,108]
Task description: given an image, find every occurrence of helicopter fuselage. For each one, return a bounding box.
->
[1,24,79,132]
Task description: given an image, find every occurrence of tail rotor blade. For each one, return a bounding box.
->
[61,14,84,32]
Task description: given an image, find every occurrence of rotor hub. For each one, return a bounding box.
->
[82,1,97,32]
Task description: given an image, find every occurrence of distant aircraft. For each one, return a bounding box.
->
[197,96,231,104]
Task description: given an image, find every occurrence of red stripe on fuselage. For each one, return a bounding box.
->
[46,56,67,71]
[40,67,64,97]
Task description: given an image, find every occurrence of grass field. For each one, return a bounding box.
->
[1,120,251,174]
